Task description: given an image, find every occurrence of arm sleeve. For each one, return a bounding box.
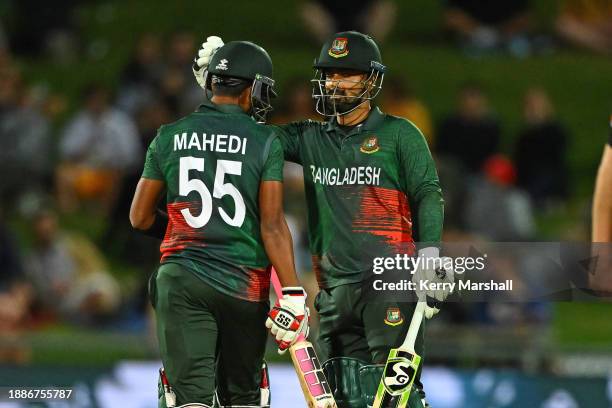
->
[262,136,284,182]
[268,122,306,164]
[141,132,164,180]
[398,121,444,246]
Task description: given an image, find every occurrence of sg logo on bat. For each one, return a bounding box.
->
[382,354,421,395]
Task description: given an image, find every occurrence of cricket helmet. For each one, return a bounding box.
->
[312,31,386,116]
[206,41,276,123]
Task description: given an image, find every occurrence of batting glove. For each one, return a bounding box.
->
[192,35,224,90]
[266,287,310,354]
[411,247,455,319]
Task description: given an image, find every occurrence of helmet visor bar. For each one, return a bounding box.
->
[251,74,276,123]
[311,66,384,117]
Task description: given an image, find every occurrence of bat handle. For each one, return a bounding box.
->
[403,302,426,350]
[271,267,283,297]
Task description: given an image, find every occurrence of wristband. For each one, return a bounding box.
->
[282,287,306,298]
[140,209,168,240]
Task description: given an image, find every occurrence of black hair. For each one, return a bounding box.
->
[211,74,251,97]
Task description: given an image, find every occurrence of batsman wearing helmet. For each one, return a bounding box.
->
[194,31,454,408]
[131,40,309,407]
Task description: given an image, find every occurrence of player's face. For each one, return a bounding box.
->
[323,69,369,113]
[324,70,368,100]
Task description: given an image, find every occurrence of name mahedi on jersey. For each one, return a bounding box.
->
[174,132,247,154]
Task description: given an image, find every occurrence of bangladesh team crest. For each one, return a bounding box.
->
[384,307,404,326]
[328,37,349,58]
[360,136,380,154]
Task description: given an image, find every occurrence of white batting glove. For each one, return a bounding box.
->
[192,35,224,90]
[411,248,454,319]
[266,287,310,354]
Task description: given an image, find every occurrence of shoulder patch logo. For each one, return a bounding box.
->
[328,37,349,58]
[216,59,229,70]
[360,136,380,154]
[385,307,404,326]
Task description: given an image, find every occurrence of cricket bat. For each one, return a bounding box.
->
[270,270,337,408]
[372,302,426,408]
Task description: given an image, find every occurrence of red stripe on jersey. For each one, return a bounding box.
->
[352,186,415,254]
[245,266,271,301]
[161,201,206,261]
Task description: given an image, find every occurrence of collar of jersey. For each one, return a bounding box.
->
[197,100,249,116]
[325,106,385,135]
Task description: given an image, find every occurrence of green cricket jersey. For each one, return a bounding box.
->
[142,100,283,301]
[272,107,443,288]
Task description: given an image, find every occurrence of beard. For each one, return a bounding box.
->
[323,89,364,114]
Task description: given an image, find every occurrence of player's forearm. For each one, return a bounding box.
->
[261,218,299,287]
[592,147,612,242]
[131,208,168,239]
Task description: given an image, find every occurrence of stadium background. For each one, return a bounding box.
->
[0,0,611,407]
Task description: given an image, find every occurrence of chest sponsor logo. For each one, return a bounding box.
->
[360,136,380,154]
[384,307,404,326]
[328,37,349,58]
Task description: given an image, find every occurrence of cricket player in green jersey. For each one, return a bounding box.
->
[194,32,455,408]
[130,40,310,408]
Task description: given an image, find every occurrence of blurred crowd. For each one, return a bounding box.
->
[300,0,612,55]
[0,30,205,362]
[0,0,609,363]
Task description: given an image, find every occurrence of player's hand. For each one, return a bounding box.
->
[192,35,224,90]
[411,248,454,319]
[265,287,310,354]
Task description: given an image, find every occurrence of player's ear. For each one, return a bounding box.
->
[239,85,253,113]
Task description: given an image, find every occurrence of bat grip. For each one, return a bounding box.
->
[404,302,426,350]
[271,267,283,297]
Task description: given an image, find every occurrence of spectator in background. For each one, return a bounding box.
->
[380,77,434,146]
[102,99,172,266]
[271,77,318,124]
[464,155,535,241]
[26,210,121,325]
[56,84,141,213]
[0,212,33,363]
[0,19,8,58]
[166,31,203,115]
[436,82,501,174]
[514,87,569,209]
[0,64,52,209]
[300,0,396,43]
[116,33,165,115]
[556,0,612,54]
[8,0,79,60]
[158,66,189,118]
[443,0,533,55]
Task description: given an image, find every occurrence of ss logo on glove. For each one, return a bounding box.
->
[274,312,294,329]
